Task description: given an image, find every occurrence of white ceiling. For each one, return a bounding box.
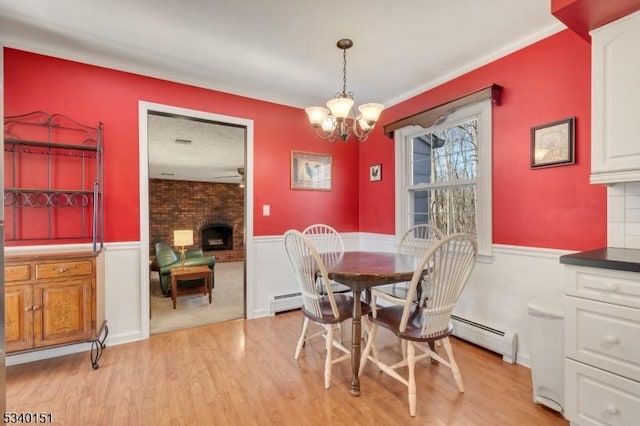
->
[148,113,245,184]
[0,0,565,182]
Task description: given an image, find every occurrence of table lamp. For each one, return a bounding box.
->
[173,229,194,269]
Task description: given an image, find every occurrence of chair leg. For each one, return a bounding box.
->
[324,325,333,389]
[359,323,378,376]
[407,341,417,417]
[442,337,464,392]
[361,316,380,362]
[295,317,309,359]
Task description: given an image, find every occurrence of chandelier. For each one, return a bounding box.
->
[305,39,384,143]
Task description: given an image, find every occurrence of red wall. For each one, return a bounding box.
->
[3,48,361,242]
[4,29,608,250]
[359,29,607,251]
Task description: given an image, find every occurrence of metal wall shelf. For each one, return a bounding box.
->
[3,111,104,251]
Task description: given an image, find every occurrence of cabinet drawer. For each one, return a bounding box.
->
[565,266,640,309]
[35,260,93,280]
[565,359,640,426]
[5,264,31,282]
[565,296,640,382]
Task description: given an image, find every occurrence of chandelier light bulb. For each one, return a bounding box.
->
[358,117,371,131]
[321,116,336,133]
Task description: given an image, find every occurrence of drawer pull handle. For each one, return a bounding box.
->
[605,335,619,345]
[58,267,69,273]
[605,405,619,415]
[604,283,618,291]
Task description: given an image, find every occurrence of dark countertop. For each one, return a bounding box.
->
[559,247,640,273]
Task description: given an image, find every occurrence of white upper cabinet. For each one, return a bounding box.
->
[591,10,640,184]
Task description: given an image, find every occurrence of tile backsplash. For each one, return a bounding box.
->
[608,182,640,248]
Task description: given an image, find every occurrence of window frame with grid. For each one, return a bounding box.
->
[394,100,492,258]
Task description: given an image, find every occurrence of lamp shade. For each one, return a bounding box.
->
[327,97,354,120]
[358,103,384,123]
[173,229,193,247]
[305,106,330,126]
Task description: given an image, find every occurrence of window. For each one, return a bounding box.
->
[395,100,492,257]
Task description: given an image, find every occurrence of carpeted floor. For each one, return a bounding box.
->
[150,261,245,334]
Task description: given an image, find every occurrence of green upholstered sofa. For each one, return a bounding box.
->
[154,241,215,295]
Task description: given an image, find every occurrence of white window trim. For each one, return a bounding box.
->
[394,100,493,260]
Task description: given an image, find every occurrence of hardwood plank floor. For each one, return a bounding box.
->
[6,310,567,425]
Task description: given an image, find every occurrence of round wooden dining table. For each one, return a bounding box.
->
[320,251,420,396]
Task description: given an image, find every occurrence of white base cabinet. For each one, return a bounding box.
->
[565,359,640,425]
[564,265,640,425]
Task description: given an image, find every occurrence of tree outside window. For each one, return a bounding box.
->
[409,118,479,236]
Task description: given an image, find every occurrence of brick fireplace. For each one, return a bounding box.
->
[149,178,245,262]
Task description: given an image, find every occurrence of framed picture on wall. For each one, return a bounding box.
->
[291,151,332,191]
[530,117,575,169]
[369,164,382,181]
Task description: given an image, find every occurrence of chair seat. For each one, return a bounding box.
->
[303,293,371,325]
[370,304,453,342]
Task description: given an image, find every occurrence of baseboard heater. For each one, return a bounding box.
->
[269,292,303,315]
[450,315,517,364]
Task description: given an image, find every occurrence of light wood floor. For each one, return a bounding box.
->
[6,310,568,425]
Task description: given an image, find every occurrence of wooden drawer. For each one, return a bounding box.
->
[565,296,640,382]
[565,266,640,309]
[5,264,31,282]
[35,260,93,280]
[565,359,640,426]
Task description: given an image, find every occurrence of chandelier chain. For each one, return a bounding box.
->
[342,48,348,96]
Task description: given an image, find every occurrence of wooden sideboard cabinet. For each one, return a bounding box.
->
[4,250,107,368]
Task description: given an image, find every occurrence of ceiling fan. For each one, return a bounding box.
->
[211,167,245,187]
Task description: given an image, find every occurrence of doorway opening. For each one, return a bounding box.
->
[138,102,255,338]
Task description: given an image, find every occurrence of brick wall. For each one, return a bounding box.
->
[149,179,245,262]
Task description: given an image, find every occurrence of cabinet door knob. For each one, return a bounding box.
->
[32,304,42,311]
[605,405,619,415]
[605,335,619,345]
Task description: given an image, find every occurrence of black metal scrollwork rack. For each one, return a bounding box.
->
[4,111,104,251]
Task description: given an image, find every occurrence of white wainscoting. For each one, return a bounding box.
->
[102,242,144,345]
[455,244,570,367]
[5,236,569,367]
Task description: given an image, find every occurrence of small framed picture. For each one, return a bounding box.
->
[530,117,575,169]
[370,164,382,182]
[291,150,332,191]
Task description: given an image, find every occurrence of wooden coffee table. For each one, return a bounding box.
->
[169,265,213,309]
